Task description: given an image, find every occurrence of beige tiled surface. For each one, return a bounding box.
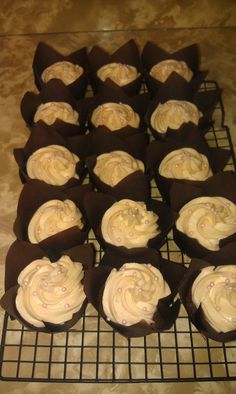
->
[0,1,236,392]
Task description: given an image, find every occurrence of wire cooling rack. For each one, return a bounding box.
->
[0,81,236,383]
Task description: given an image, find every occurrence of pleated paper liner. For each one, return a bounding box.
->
[87,80,150,132]
[169,171,236,258]
[146,74,221,140]
[1,241,94,333]
[179,257,236,342]
[20,79,90,136]
[146,125,230,203]
[14,122,90,187]
[83,191,178,257]
[84,248,186,337]
[33,41,89,99]
[13,180,92,253]
[88,39,142,95]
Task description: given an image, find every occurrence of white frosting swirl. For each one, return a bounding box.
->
[15,255,86,328]
[150,100,202,133]
[94,150,144,186]
[159,148,212,181]
[41,61,84,85]
[26,145,80,186]
[28,199,83,244]
[176,196,236,251]
[91,102,140,131]
[102,262,171,326]
[101,199,159,248]
[97,62,139,86]
[192,265,236,333]
[150,60,193,83]
[34,102,79,126]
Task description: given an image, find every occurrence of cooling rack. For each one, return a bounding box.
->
[0,80,236,383]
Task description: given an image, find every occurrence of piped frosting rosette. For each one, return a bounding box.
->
[88,39,142,95]
[170,171,236,258]
[88,81,149,134]
[146,128,230,203]
[179,257,236,342]
[32,42,89,99]
[21,79,89,136]
[14,122,89,187]
[84,248,186,337]
[14,180,92,252]
[141,42,206,96]
[84,192,177,256]
[0,241,94,332]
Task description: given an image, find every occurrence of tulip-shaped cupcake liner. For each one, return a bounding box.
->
[146,126,230,203]
[32,41,89,99]
[13,180,92,253]
[88,39,143,95]
[87,80,149,133]
[141,42,207,96]
[1,240,94,332]
[179,258,236,342]
[14,122,90,187]
[87,125,149,157]
[146,74,221,140]
[21,79,90,136]
[84,191,177,256]
[84,248,186,337]
[169,171,236,258]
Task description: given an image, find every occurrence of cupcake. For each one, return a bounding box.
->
[84,192,177,255]
[88,39,142,95]
[14,122,89,187]
[14,180,92,252]
[179,257,236,342]
[170,171,236,257]
[21,79,89,136]
[84,248,186,337]
[146,126,230,203]
[32,42,89,99]
[1,240,94,332]
[88,81,149,133]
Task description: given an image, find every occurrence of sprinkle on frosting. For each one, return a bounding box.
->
[102,262,171,326]
[97,62,139,86]
[91,102,140,131]
[28,199,83,244]
[34,102,79,126]
[159,148,212,181]
[150,100,202,133]
[27,144,80,186]
[15,255,86,328]
[192,265,236,333]
[150,59,193,83]
[41,61,84,85]
[101,199,159,249]
[94,150,144,186]
[176,196,236,251]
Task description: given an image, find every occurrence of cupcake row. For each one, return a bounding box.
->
[1,40,236,343]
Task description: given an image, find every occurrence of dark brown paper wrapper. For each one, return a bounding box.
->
[169,171,236,258]
[33,42,89,99]
[84,249,186,337]
[179,258,236,342]
[84,191,178,256]
[1,242,94,333]
[146,126,230,203]
[20,79,90,136]
[14,180,92,253]
[88,39,142,95]
[87,126,149,157]
[14,122,90,187]
[87,80,149,132]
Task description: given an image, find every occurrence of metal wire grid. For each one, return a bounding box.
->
[0,80,236,383]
